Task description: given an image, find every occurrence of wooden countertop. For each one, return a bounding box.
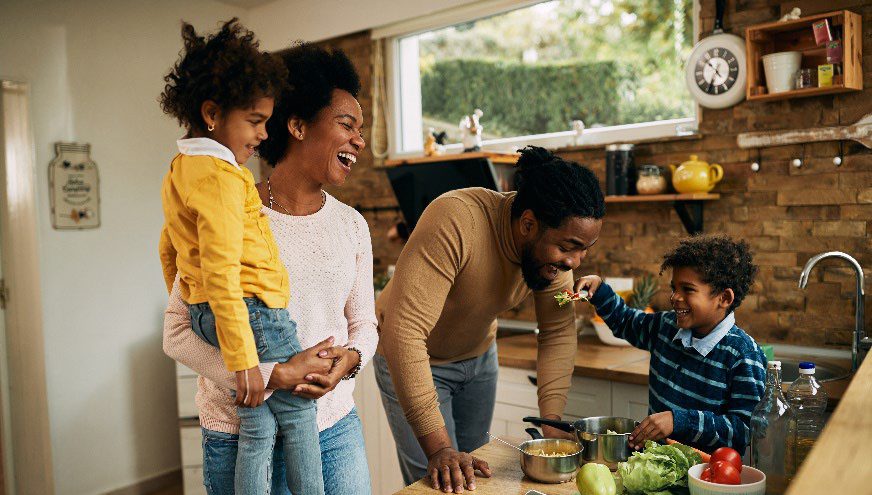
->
[785,354,872,495]
[496,334,851,405]
[394,437,579,495]
[498,334,650,386]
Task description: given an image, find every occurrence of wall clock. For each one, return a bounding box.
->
[685,0,746,109]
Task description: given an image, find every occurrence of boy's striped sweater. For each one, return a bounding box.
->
[590,283,767,453]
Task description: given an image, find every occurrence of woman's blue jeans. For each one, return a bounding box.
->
[201,408,372,494]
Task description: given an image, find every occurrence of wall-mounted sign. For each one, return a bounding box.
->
[49,142,100,229]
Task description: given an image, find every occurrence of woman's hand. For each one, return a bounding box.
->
[574,275,603,298]
[292,346,361,399]
[267,337,335,390]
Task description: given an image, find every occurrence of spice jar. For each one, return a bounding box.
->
[636,165,667,195]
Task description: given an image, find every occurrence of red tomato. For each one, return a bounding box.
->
[710,460,741,485]
[701,467,713,482]
[710,447,743,473]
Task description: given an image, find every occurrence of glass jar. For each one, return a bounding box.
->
[636,165,667,195]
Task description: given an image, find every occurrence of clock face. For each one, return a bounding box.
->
[684,33,746,109]
[694,47,739,95]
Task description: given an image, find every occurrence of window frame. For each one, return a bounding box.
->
[380,0,701,158]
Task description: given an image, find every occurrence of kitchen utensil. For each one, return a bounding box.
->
[737,112,872,149]
[518,429,584,484]
[688,463,766,495]
[486,431,525,454]
[524,416,638,470]
[669,155,723,194]
[762,51,801,93]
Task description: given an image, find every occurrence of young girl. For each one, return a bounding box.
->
[158,19,324,494]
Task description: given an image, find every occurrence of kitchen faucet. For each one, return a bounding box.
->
[799,251,870,373]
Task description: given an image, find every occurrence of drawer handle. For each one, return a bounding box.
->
[527,375,537,386]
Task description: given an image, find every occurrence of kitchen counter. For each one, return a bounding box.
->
[394,437,579,495]
[496,334,851,406]
[785,354,872,495]
[498,334,650,386]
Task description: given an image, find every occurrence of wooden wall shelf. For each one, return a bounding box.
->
[745,10,862,102]
[606,193,720,235]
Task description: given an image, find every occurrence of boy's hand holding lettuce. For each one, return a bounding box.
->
[617,441,701,495]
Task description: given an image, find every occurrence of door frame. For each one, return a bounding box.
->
[0,80,54,494]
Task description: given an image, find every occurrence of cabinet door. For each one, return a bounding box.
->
[565,376,612,418]
[611,382,650,421]
[353,364,405,494]
[492,401,539,440]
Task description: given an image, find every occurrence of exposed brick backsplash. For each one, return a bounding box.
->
[290,2,871,349]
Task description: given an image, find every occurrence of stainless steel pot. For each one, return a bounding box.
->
[524,416,638,470]
[519,428,583,484]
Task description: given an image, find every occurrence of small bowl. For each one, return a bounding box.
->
[519,438,583,484]
[688,463,766,495]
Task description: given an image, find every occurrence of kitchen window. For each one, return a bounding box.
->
[379,0,699,156]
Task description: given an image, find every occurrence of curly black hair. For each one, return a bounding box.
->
[159,18,287,134]
[258,43,362,166]
[660,234,758,313]
[510,146,605,228]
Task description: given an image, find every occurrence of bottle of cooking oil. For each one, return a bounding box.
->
[786,362,828,476]
[751,361,793,495]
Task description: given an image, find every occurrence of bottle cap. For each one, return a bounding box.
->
[768,360,781,370]
[798,361,816,374]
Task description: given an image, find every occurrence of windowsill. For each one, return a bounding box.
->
[552,132,703,153]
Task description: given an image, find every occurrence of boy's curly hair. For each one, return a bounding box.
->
[258,43,361,166]
[159,18,287,133]
[660,234,758,313]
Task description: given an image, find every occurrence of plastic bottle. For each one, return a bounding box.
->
[786,362,828,475]
[751,360,793,495]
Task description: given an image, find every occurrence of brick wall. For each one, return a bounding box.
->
[301,2,872,349]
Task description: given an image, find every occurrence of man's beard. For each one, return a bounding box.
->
[520,244,551,291]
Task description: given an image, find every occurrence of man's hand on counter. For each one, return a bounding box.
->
[421,427,492,492]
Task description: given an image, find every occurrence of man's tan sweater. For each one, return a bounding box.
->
[376,188,577,438]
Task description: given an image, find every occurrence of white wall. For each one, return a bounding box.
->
[249,0,481,49]
[0,1,249,493]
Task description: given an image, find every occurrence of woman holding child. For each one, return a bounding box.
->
[161,23,376,495]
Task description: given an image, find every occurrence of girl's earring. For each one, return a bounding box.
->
[208,123,215,132]
[298,132,304,140]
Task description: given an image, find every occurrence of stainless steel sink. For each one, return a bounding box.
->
[775,357,850,383]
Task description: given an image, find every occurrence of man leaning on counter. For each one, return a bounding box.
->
[374,146,606,493]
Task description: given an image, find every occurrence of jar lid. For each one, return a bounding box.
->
[799,361,816,374]
[768,360,781,370]
[606,144,619,151]
[618,143,635,151]
[639,164,661,172]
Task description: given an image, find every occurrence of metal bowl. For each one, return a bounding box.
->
[518,437,583,484]
[524,416,638,470]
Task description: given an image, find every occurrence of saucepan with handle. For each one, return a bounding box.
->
[517,427,583,484]
[524,416,638,470]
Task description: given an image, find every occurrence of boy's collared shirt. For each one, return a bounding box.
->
[159,137,289,371]
[673,312,736,357]
[589,282,766,453]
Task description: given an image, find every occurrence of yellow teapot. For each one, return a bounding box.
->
[669,155,723,194]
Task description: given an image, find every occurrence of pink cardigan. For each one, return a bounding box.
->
[163,194,379,433]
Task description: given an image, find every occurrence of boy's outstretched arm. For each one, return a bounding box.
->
[577,276,667,352]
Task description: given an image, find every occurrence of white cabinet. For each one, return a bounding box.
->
[175,363,206,495]
[611,382,650,422]
[353,362,405,494]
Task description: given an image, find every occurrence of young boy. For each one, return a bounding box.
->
[575,234,767,453]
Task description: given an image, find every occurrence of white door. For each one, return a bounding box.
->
[0,231,8,495]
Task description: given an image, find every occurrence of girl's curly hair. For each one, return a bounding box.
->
[258,43,361,166]
[661,234,758,313]
[159,18,287,133]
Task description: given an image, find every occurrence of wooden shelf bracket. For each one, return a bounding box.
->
[674,200,706,235]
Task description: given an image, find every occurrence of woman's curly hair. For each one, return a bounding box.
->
[258,42,361,166]
[159,18,287,133]
[510,146,605,228]
[661,234,758,313]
